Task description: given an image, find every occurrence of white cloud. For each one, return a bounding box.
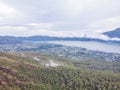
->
[0,0,120,38]
[0,1,25,25]
[26,23,54,30]
[0,23,120,41]
[0,23,54,36]
[0,2,15,15]
[88,16,120,33]
[60,0,84,18]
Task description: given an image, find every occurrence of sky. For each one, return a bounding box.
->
[0,0,120,40]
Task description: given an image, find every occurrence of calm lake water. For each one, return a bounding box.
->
[49,41,120,53]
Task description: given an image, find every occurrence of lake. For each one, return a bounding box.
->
[49,41,120,53]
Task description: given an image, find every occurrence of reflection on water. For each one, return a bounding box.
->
[49,41,120,53]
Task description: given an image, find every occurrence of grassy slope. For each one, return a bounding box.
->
[0,52,120,90]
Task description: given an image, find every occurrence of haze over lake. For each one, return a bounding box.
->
[49,41,120,53]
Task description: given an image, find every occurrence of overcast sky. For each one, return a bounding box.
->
[0,0,120,38]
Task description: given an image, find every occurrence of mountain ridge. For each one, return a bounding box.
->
[0,35,120,45]
[103,28,120,38]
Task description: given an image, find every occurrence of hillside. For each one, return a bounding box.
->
[103,28,120,38]
[0,52,120,90]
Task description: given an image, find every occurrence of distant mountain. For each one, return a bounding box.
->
[0,36,22,44]
[25,36,120,43]
[0,35,120,45]
[103,28,120,38]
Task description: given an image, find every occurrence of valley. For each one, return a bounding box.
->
[0,41,119,62]
[0,39,120,90]
[0,32,120,90]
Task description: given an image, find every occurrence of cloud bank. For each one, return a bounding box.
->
[0,0,120,39]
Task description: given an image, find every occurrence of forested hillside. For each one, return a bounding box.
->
[0,52,120,90]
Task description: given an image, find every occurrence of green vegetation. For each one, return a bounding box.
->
[0,52,120,90]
